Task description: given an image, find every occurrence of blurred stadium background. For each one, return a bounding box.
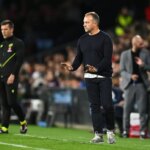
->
[0,0,150,149]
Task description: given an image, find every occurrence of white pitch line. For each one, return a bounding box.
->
[15,134,90,144]
[0,141,51,150]
[15,134,48,139]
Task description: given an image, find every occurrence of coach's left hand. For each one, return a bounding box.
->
[85,64,97,73]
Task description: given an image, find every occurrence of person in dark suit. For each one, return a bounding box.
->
[120,35,150,139]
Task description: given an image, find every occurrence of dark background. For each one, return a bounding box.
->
[0,0,149,57]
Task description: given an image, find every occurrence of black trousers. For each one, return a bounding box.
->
[85,77,114,134]
[0,77,25,128]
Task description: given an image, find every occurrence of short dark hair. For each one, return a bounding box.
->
[85,12,100,25]
[0,20,14,28]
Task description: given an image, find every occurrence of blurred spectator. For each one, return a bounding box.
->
[145,5,150,22]
[112,62,120,76]
[18,71,31,100]
[44,69,59,88]
[115,7,133,36]
[30,63,46,97]
[120,35,150,139]
[112,74,124,136]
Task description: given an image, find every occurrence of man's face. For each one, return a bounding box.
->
[135,38,144,50]
[83,15,96,33]
[1,24,13,39]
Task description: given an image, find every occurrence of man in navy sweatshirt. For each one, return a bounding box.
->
[61,12,115,144]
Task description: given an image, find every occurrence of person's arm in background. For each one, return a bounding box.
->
[135,57,150,71]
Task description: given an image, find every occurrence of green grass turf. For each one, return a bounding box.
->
[0,125,150,150]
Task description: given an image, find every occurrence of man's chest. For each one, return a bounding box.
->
[80,39,104,55]
[0,42,15,57]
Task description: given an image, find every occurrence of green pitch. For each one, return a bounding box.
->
[0,125,150,150]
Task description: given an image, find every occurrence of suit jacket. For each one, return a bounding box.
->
[120,49,150,90]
